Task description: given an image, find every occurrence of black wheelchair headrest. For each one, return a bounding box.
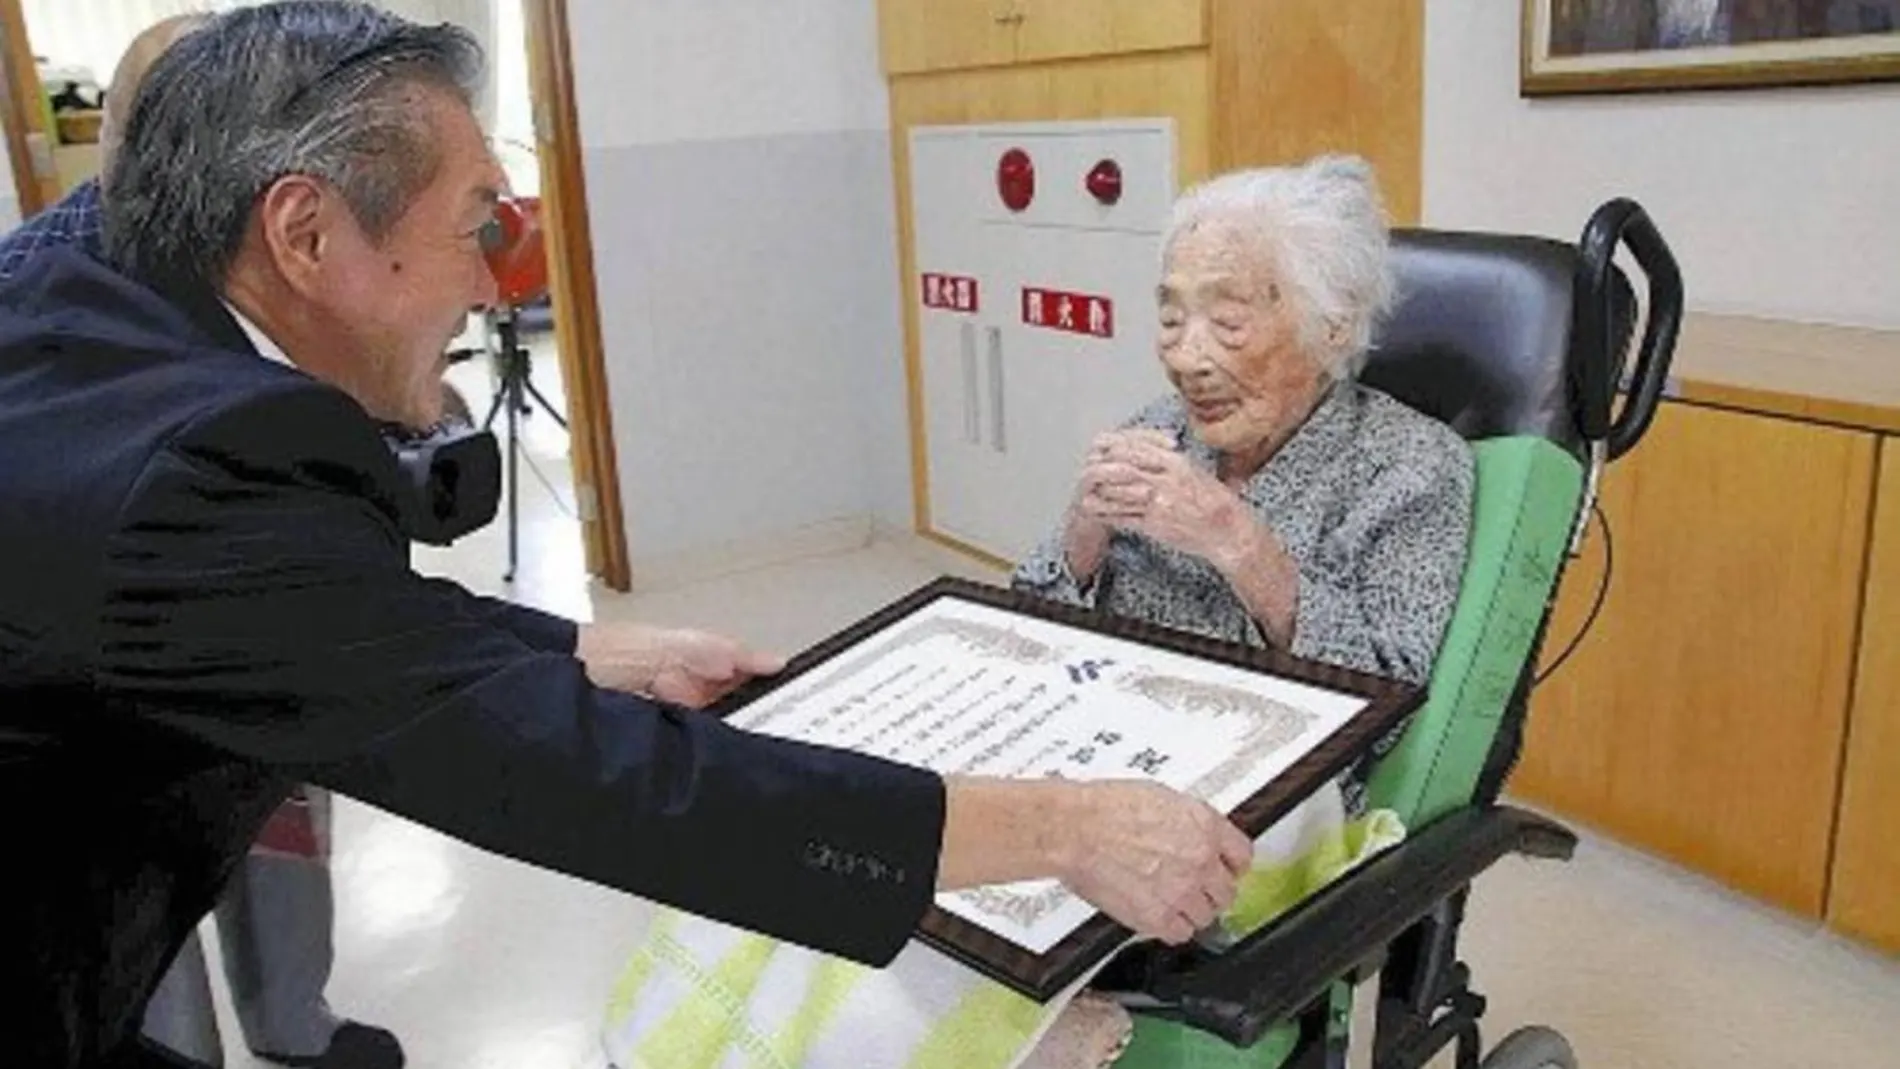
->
[1363,231,1589,456]
[1361,201,1679,465]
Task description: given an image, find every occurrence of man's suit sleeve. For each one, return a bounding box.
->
[91,385,945,967]
[443,583,579,653]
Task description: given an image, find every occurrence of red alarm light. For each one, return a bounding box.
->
[476,196,549,308]
[997,147,1035,212]
[1086,159,1123,206]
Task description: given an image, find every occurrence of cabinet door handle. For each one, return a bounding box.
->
[988,326,1006,453]
[960,322,980,444]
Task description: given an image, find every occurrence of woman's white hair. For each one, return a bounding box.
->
[1163,154,1396,380]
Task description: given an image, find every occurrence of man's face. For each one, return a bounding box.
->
[312,91,503,429]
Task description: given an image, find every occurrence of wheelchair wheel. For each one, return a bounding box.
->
[1480,1026,1577,1069]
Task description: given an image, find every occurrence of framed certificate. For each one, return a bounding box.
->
[708,577,1424,1002]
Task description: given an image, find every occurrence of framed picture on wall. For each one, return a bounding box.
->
[1521,0,1900,95]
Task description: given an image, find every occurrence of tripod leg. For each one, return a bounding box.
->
[520,377,570,431]
[504,370,521,584]
[482,381,507,432]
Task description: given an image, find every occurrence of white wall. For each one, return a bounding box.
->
[566,0,910,572]
[1425,0,1900,330]
[568,0,889,147]
[491,0,537,196]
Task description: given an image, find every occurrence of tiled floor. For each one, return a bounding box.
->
[192,376,1900,1066]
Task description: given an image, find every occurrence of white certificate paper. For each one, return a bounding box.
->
[725,596,1369,955]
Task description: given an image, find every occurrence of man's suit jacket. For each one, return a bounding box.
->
[0,247,947,1067]
[0,176,100,283]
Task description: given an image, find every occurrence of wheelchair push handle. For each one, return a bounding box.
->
[1575,198,1684,461]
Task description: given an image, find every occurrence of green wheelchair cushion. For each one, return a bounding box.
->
[1115,437,1584,1069]
[1368,436,1583,827]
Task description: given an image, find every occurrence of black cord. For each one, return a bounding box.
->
[517,445,578,520]
[1534,502,1613,686]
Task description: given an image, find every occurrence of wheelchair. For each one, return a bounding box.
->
[1090,197,1684,1069]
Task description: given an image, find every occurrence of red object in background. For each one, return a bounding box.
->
[1022,286,1114,339]
[1085,159,1123,205]
[252,788,324,861]
[922,272,981,313]
[479,196,551,308]
[996,147,1036,212]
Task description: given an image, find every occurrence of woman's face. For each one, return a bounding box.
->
[1156,219,1329,460]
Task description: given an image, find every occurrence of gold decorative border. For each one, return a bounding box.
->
[956,673,1318,932]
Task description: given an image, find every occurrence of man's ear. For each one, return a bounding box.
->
[254,175,333,295]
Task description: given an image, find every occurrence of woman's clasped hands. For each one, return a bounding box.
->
[1070,429,1251,566]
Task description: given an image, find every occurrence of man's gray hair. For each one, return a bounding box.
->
[103,0,484,293]
[1163,155,1396,380]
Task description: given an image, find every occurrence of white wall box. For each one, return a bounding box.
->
[909,119,1176,563]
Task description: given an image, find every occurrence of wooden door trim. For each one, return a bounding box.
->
[888,115,932,536]
[1826,434,1900,952]
[0,0,49,217]
[524,0,630,592]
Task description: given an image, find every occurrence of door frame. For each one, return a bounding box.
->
[0,0,632,592]
[0,0,54,218]
[523,0,630,591]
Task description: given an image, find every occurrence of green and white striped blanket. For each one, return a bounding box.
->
[599,787,1404,1069]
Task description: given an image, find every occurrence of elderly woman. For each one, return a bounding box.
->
[601,156,1472,1069]
[1013,154,1473,815]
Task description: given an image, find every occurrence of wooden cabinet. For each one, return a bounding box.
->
[880,0,1205,75]
[1517,400,1875,918]
[1207,0,1423,224]
[1012,0,1207,67]
[879,0,1017,76]
[1510,314,1900,948]
[1829,438,1900,954]
[879,0,1422,208]
[878,0,1425,562]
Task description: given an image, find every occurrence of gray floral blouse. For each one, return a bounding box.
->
[1011,381,1475,814]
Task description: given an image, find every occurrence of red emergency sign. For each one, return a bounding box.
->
[922,273,980,313]
[1022,287,1114,339]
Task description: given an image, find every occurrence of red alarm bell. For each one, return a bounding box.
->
[477,196,550,308]
[1086,159,1123,206]
[997,147,1035,212]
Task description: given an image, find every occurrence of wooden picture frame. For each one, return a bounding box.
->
[1521,0,1900,96]
[707,576,1425,1002]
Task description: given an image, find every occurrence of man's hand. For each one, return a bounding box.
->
[574,623,786,709]
[1047,779,1253,944]
[645,630,788,708]
[938,777,1252,946]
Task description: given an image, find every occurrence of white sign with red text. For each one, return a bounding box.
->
[1021,287,1114,339]
[922,273,980,314]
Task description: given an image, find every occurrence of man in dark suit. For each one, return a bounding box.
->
[0,15,408,1069]
[0,5,1250,1067]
